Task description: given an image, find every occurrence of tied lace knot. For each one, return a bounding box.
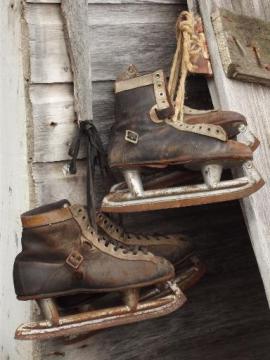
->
[69,120,109,230]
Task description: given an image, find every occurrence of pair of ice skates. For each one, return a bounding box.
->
[14,200,204,340]
[13,11,264,341]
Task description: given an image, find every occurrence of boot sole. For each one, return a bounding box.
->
[17,271,174,301]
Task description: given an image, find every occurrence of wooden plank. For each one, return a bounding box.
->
[32,161,107,206]
[24,3,185,83]
[26,0,185,4]
[212,8,270,86]
[61,0,93,121]
[198,0,270,305]
[29,82,115,162]
[0,0,34,359]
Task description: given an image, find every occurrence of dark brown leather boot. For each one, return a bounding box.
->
[96,212,193,268]
[13,200,174,300]
[115,65,259,149]
[101,69,263,213]
[108,70,252,170]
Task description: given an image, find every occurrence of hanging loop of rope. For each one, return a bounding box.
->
[165,11,227,141]
[170,11,203,123]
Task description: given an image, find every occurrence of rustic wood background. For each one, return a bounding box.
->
[196,0,270,306]
[22,0,270,359]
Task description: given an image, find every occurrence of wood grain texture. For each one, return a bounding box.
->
[24,3,185,83]
[26,0,186,4]
[39,202,270,360]
[61,0,93,121]
[31,161,108,207]
[0,1,33,359]
[198,0,270,305]
[29,81,115,162]
[212,8,270,86]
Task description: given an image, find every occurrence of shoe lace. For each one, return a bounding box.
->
[98,235,148,255]
[79,209,148,255]
[68,121,112,230]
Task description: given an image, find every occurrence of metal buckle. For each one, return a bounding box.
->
[125,130,139,144]
[66,250,84,270]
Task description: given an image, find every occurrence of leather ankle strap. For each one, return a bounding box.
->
[21,207,73,228]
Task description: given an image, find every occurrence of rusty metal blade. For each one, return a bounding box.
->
[101,162,264,213]
[15,284,186,341]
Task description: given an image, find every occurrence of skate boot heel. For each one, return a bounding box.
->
[123,170,144,198]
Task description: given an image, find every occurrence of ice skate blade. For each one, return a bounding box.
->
[101,162,264,213]
[15,284,186,341]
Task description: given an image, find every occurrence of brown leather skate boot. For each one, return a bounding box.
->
[14,200,174,299]
[109,70,252,169]
[117,65,259,150]
[101,70,263,212]
[14,200,185,340]
[183,106,259,151]
[55,212,205,318]
[96,212,193,268]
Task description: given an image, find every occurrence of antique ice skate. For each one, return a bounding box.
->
[54,212,205,325]
[100,12,264,213]
[101,69,263,213]
[14,200,186,341]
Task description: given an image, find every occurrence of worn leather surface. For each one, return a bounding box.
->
[108,84,252,168]
[14,202,174,298]
[97,212,194,266]
[185,109,247,138]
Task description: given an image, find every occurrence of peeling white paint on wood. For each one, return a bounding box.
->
[198,0,270,305]
[0,0,34,359]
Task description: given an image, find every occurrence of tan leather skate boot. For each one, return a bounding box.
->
[96,212,193,268]
[14,200,186,340]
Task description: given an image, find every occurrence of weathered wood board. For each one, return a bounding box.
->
[195,0,270,305]
[0,1,33,359]
[212,7,270,86]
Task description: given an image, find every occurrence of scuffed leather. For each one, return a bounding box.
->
[108,85,252,168]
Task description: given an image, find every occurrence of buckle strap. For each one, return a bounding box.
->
[66,250,84,270]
